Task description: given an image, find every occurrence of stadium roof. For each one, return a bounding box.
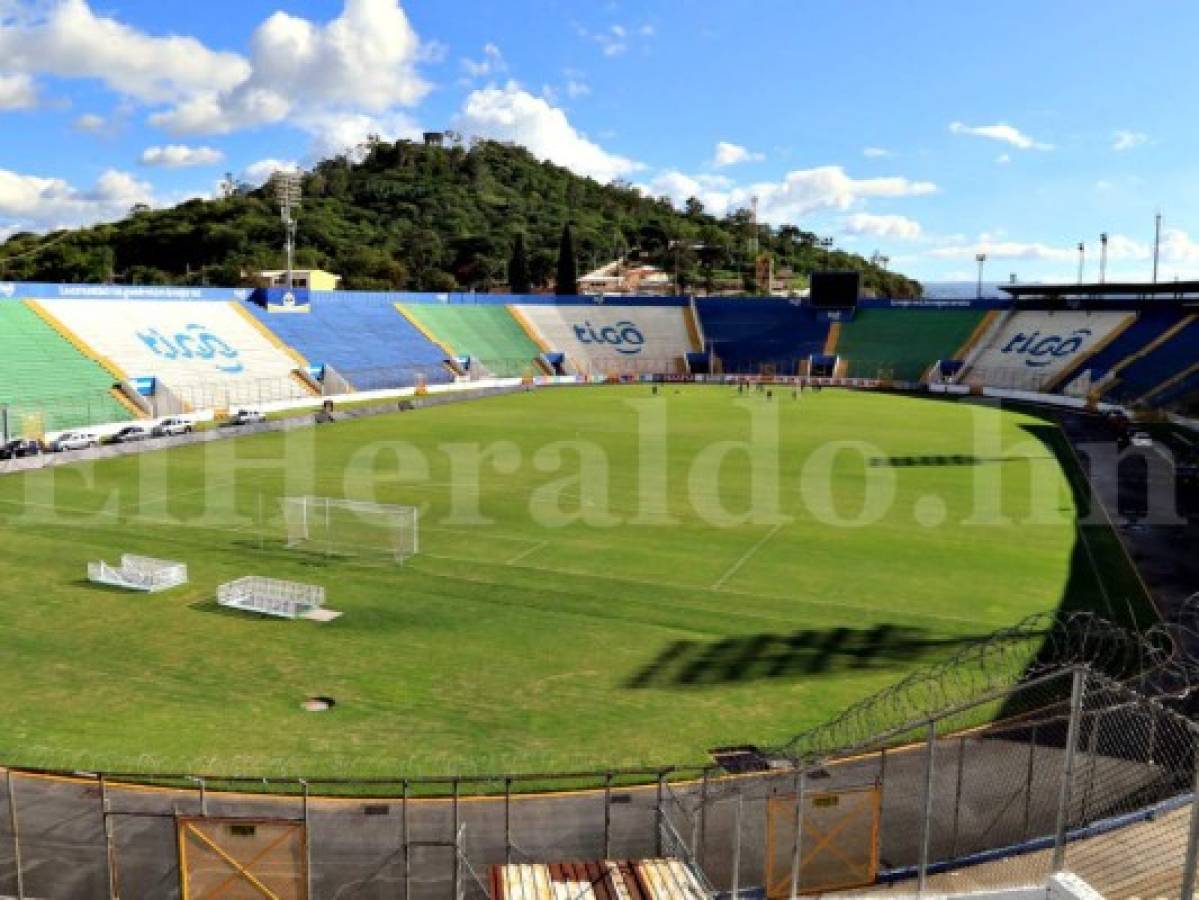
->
[1002,280,1199,300]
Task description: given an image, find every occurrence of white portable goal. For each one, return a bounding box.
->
[217,576,325,619]
[88,554,188,593]
[281,496,419,563]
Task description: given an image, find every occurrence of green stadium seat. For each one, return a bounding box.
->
[0,302,131,432]
[398,304,543,378]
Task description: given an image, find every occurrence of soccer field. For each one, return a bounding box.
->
[0,387,1151,778]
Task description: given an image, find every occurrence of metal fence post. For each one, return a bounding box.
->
[504,777,512,865]
[301,780,311,900]
[731,795,743,900]
[950,736,966,859]
[917,719,937,894]
[1052,667,1087,871]
[655,772,665,857]
[1181,727,1199,900]
[100,774,118,900]
[7,770,23,900]
[788,769,806,900]
[452,778,461,900]
[603,773,613,860]
[1022,725,1038,841]
[402,779,410,900]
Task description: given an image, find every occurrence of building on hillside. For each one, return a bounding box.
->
[260,269,343,291]
[578,260,674,295]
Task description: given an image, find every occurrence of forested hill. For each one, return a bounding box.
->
[0,138,921,297]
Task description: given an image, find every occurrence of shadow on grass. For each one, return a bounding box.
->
[868,454,1053,468]
[626,624,989,689]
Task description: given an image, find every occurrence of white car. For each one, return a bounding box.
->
[152,416,194,437]
[231,409,266,425]
[50,431,100,452]
[1130,432,1154,449]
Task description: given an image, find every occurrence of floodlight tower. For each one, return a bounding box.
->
[1077,242,1086,285]
[273,171,303,290]
[975,252,987,299]
[1099,232,1109,284]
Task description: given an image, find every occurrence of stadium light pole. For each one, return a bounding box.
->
[273,171,303,290]
[975,252,987,299]
[1077,242,1086,285]
[1099,232,1109,285]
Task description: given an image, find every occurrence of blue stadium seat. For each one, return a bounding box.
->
[1061,308,1186,392]
[242,294,453,390]
[1102,317,1199,405]
[696,299,831,375]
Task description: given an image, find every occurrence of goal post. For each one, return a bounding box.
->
[281,496,419,563]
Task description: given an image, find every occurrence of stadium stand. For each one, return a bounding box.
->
[959,310,1137,392]
[0,301,133,431]
[243,294,453,390]
[833,306,990,381]
[1097,315,1199,406]
[1051,307,1186,396]
[513,302,700,376]
[695,298,830,375]
[397,303,543,377]
[37,299,317,410]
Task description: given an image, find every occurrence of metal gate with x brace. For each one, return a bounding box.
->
[765,785,881,897]
[178,817,308,900]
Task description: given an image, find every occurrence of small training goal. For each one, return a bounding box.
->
[88,554,188,593]
[281,496,419,563]
[217,576,326,620]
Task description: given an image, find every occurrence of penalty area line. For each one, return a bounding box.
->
[711,522,784,591]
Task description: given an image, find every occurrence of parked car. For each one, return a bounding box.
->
[231,408,266,425]
[1130,432,1154,449]
[107,425,150,444]
[48,431,100,452]
[0,439,43,460]
[151,416,194,437]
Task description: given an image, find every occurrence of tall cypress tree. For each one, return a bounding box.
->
[556,224,578,295]
[508,233,532,294]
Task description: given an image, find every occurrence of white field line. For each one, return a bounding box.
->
[417,549,983,627]
[506,540,549,566]
[711,523,785,591]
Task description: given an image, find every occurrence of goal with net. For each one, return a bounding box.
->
[281,496,419,563]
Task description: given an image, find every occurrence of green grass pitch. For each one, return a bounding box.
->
[0,387,1151,777]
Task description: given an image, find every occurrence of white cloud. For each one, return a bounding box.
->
[842,213,923,240]
[1112,129,1149,151]
[73,112,106,133]
[566,78,590,99]
[152,0,430,137]
[751,166,936,222]
[949,121,1053,150]
[140,144,224,168]
[302,109,422,160]
[0,0,249,103]
[639,165,935,223]
[578,22,653,57]
[713,141,764,168]
[461,43,505,80]
[0,166,153,230]
[862,147,891,158]
[0,72,36,109]
[929,240,1074,262]
[454,82,641,183]
[243,158,300,185]
[996,153,1011,165]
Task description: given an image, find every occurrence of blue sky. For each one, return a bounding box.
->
[0,0,1196,283]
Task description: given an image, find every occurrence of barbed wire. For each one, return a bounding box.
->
[772,594,1199,763]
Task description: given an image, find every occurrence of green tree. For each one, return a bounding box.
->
[556,224,578,295]
[508,233,532,294]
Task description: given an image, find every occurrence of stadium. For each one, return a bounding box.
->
[0,272,1197,899]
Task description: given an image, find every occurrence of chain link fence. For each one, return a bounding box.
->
[1,604,1199,898]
